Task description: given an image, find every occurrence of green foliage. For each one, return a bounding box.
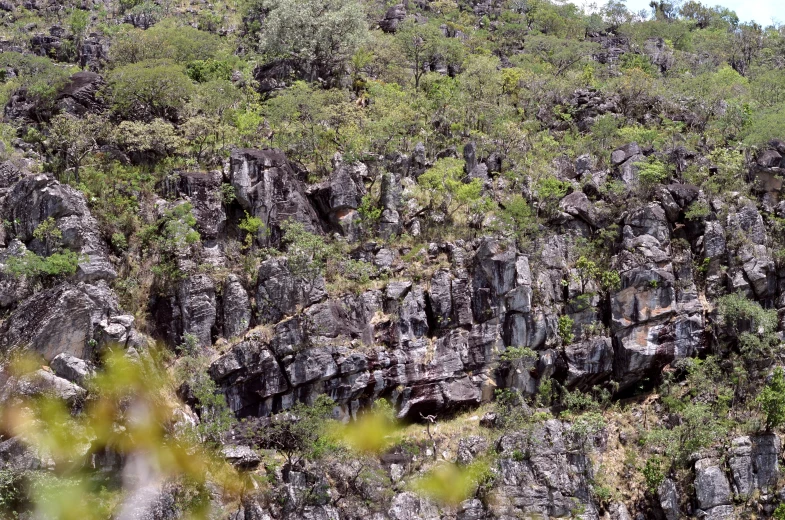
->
[357,194,382,227]
[145,203,200,254]
[5,250,81,284]
[643,401,727,463]
[642,456,666,493]
[177,345,235,447]
[220,183,236,205]
[569,411,606,450]
[558,315,575,344]
[281,220,337,281]
[534,175,570,215]
[684,200,711,221]
[114,119,182,158]
[105,60,195,118]
[185,58,240,83]
[140,203,200,286]
[573,256,621,294]
[634,157,669,190]
[757,367,785,431]
[0,52,73,116]
[239,395,336,465]
[67,9,89,42]
[254,0,368,82]
[619,53,657,75]
[261,82,358,172]
[743,103,785,147]
[498,194,538,243]
[717,293,779,365]
[396,20,457,89]
[774,503,785,520]
[0,351,244,520]
[109,22,226,67]
[0,468,24,518]
[238,211,265,249]
[47,113,109,182]
[416,158,486,225]
[412,460,495,506]
[500,346,538,364]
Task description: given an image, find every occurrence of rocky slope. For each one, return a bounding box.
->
[2,0,785,519]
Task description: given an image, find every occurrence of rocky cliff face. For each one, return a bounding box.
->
[2,140,784,519]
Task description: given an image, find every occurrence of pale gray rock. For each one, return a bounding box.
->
[694,458,732,510]
[223,274,250,339]
[51,353,93,386]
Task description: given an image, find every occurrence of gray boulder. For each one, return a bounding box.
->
[177,274,216,347]
[222,274,251,339]
[229,148,322,246]
[694,458,732,510]
[728,434,780,496]
[0,281,124,362]
[379,4,406,33]
[611,142,641,166]
[51,353,93,386]
[1,369,86,407]
[657,478,679,520]
[563,337,613,389]
[256,257,326,324]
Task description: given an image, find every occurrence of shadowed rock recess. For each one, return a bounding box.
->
[5,0,785,518]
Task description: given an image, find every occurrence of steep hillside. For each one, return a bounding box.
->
[2,0,785,519]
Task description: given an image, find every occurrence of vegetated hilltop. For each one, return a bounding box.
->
[2,0,785,518]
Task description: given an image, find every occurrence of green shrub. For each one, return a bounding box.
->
[634,157,668,190]
[758,367,785,431]
[642,456,666,493]
[238,211,265,249]
[5,250,81,283]
[558,315,575,344]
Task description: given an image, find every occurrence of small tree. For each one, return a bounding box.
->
[396,20,446,89]
[48,113,108,183]
[105,59,194,119]
[238,395,336,466]
[256,0,368,83]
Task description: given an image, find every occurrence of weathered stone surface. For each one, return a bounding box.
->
[163,171,225,239]
[559,191,594,226]
[256,258,327,325]
[491,420,597,519]
[563,337,613,389]
[177,274,216,347]
[611,142,641,166]
[223,274,251,339]
[210,338,290,418]
[1,369,86,406]
[2,174,116,282]
[379,4,406,32]
[643,37,674,72]
[0,437,47,472]
[658,478,680,520]
[758,148,782,168]
[229,148,322,245]
[388,492,439,520]
[729,434,780,496]
[56,71,104,116]
[608,502,632,520]
[694,458,732,510]
[51,353,92,386]
[310,158,367,239]
[611,203,703,389]
[221,445,261,470]
[0,281,124,362]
